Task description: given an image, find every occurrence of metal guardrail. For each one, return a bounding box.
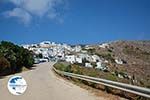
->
[53,67,150,98]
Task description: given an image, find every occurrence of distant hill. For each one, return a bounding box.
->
[87,40,150,88]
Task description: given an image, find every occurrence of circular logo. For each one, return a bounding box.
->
[7,76,27,95]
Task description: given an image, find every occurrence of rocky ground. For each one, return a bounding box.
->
[86,40,150,88]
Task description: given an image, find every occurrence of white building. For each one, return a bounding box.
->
[91,55,100,62]
[115,59,123,64]
[99,43,109,48]
[22,44,30,49]
[84,45,93,50]
[65,55,76,64]
[78,54,87,59]
[74,45,81,52]
[42,50,49,58]
[95,62,108,71]
[95,62,102,69]
[85,63,93,68]
[118,74,124,78]
[39,41,51,47]
[76,57,82,63]
[85,55,93,62]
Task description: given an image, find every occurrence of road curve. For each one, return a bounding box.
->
[0,62,116,100]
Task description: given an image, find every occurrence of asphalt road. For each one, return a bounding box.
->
[0,62,119,100]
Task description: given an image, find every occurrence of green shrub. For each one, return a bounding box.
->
[0,41,34,75]
[96,53,115,63]
[106,74,117,81]
[54,62,70,72]
[0,57,11,75]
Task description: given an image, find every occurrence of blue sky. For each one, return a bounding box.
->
[0,0,150,45]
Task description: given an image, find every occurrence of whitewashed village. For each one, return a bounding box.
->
[22,41,130,80]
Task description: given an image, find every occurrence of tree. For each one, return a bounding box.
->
[22,49,34,68]
[0,41,34,75]
[0,57,10,75]
[38,53,43,58]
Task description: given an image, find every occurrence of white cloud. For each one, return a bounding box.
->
[4,8,32,24]
[48,12,57,19]
[9,0,24,6]
[21,0,52,16]
[3,0,67,24]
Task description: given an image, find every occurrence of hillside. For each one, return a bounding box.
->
[87,40,150,88]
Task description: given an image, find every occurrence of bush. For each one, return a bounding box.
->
[106,74,117,81]
[96,53,115,63]
[54,62,71,72]
[37,53,43,58]
[0,57,11,75]
[0,41,34,75]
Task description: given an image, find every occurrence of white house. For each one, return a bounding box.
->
[65,55,76,64]
[75,57,82,63]
[95,62,102,69]
[84,45,93,50]
[39,41,51,47]
[91,55,100,62]
[99,43,109,48]
[78,53,87,59]
[74,45,81,52]
[95,62,108,71]
[42,50,49,58]
[118,74,124,78]
[34,49,41,55]
[115,59,123,64]
[85,63,93,68]
[85,55,93,62]
[22,44,30,49]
